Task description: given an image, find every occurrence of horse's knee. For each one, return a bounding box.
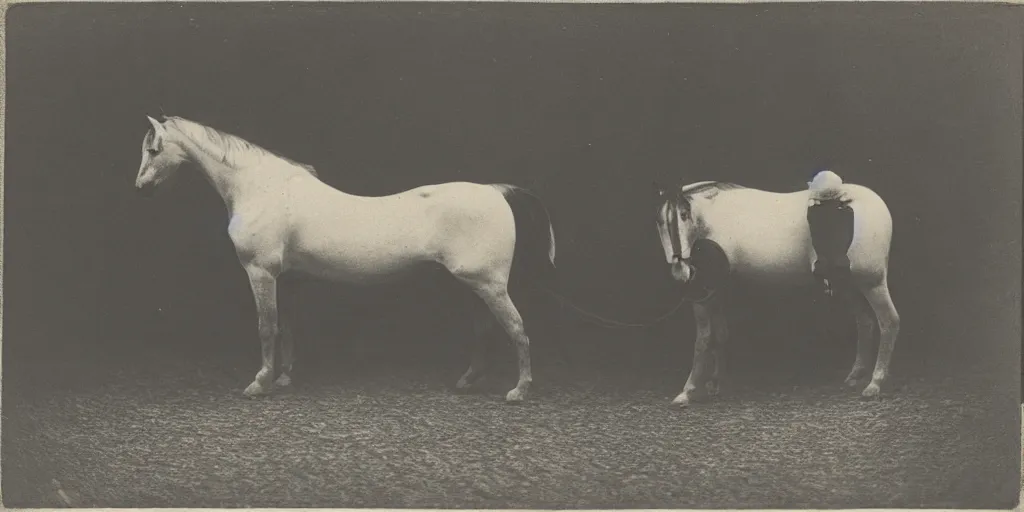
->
[850,266,885,290]
[258,323,279,341]
[712,315,728,342]
[513,331,529,347]
[854,309,876,329]
[504,319,528,344]
[884,306,900,326]
[870,296,899,333]
[694,307,712,334]
[694,323,712,353]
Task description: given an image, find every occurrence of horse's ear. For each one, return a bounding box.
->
[652,181,667,199]
[147,115,166,136]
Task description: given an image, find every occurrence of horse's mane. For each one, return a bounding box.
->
[678,181,746,200]
[164,116,319,177]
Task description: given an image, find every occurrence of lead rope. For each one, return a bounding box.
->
[539,288,693,329]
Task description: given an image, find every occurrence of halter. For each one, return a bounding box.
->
[666,199,691,266]
[664,195,730,304]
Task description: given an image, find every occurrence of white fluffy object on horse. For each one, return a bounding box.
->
[808,170,846,204]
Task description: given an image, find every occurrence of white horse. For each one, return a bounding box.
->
[653,178,900,406]
[133,115,557,403]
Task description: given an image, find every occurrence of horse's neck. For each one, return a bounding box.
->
[174,136,251,211]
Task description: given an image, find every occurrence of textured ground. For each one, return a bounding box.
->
[2,349,1019,509]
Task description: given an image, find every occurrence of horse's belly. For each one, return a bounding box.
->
[287,227,434,285]
[289,250,429,285]
[730,247,816,286]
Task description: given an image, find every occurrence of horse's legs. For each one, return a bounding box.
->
[860,279,900,398]
[840,289,878,387]
[706,307,728,396]
[274,275,304,387]
[242,266,279,397]
[672,301,714,406]
[274,322,295,387]
[467,281,532,403]
[456,300,495,390]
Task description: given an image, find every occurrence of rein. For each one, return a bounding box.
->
[540,288,692,329]
[527,237,727,329]
[668,255,718,303]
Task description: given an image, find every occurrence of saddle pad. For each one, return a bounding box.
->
[807,199,855,278]
[680,238,730,302]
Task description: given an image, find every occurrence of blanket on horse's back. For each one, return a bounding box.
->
[805,170,855,282]
[678,197,857,302]
[807,196,855,280]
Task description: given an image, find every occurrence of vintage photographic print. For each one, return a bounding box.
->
[1,1,1020,509]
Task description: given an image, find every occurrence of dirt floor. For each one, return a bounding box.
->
[2,347,1019,509]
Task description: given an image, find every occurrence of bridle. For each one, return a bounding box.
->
[666,199,693,268]
[661,193,726,304]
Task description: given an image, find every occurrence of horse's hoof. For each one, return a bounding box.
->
[243,381,272,398]
[860,383,882,400]
[274,374,292,387]
[844,368,867,387]
[455,375,476,390]
[505,388,527,403]
[671,394,693,407]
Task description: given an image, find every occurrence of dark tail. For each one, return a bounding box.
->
[492,184,558,286]
[493,184,570,369]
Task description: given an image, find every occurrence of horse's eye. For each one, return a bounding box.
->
[147,148,159,155]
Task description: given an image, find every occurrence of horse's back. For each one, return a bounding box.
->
[283,180,514,281]
[708,189,814,282]
[708,183,893,285]
[394,181,508,212]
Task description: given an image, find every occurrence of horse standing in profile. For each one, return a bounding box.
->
[133,115,557,403]
[653,177,900,406]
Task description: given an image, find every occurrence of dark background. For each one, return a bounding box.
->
[3,3,1021,508]
[5,2,1020,376]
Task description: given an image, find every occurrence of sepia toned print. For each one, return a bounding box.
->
[2,2,1020,509]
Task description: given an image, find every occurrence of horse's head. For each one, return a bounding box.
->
[135,115,188,197]
[653,181,703,283]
